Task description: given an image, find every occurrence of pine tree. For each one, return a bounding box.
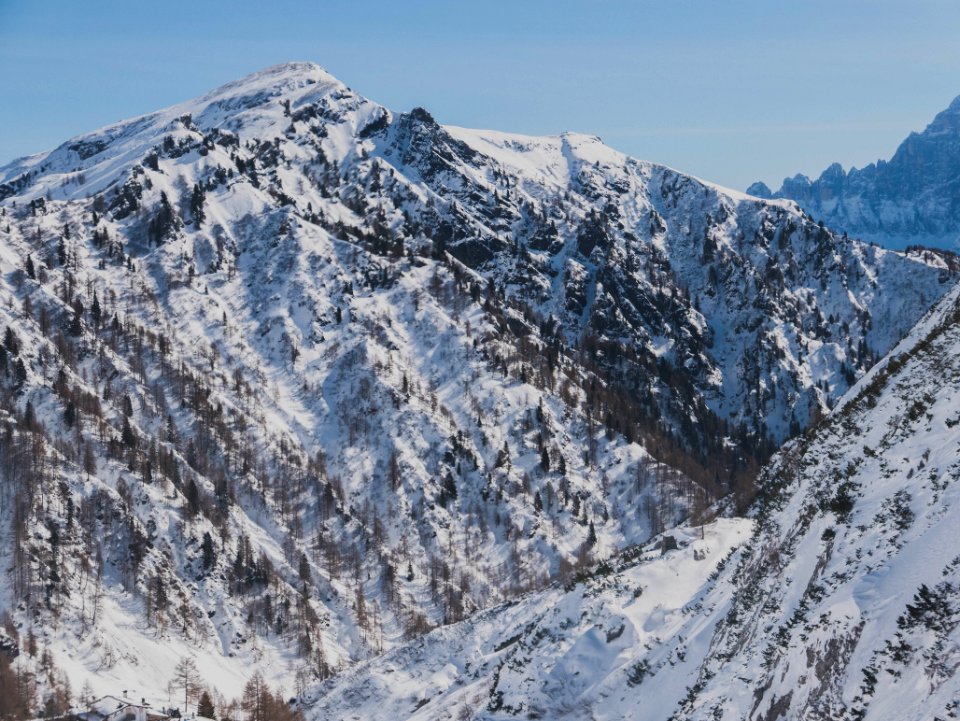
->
[440,472,457,506]
[495,441,510,468]
[197,690,216,719]
[148,191,179,245]
[121,416,137,448]
[388,451,401,490]
[4,327,19,356]
[69,309,83,336]
[201,532,216,570]
[298,552,312,586]
[540,446,551,472]
[13,358,27,387]
[186,478,201,517]
[190,183,206,226]
[150,573,169,629]
[63,400,76,428]
[90,292,102,327]
[22,399,37,432]
[83,444,96,478]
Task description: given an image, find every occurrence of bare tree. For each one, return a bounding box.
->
[172,655,199,712]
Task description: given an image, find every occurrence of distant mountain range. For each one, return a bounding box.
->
[748,95,960,251]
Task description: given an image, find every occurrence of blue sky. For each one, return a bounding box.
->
[2,0,959,190]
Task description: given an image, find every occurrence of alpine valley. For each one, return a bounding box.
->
[0,62,957,721]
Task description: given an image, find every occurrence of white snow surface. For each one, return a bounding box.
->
[306,519,752,721]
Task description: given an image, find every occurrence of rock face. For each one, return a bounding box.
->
[0,62,953,706]
[751,95,960,251]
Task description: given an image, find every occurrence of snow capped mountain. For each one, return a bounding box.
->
[302,242,960,721]
[0,61,954,713]
[3,62,952,454]
[0,62,723,707]
[749,94,960,251]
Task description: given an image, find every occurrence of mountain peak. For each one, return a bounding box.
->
[0,60,358,201]
[230,60,333,84]
[199,60,343,103]
[745,181,772,198]
[924,93,960,135]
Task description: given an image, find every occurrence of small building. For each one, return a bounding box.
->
[79,696,171,721]
[659,534,679,555]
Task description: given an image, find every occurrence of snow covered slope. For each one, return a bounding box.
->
[306,518,753,721]
[301,255,960,721]
[675,274,960,720]
[0,62,954,710]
